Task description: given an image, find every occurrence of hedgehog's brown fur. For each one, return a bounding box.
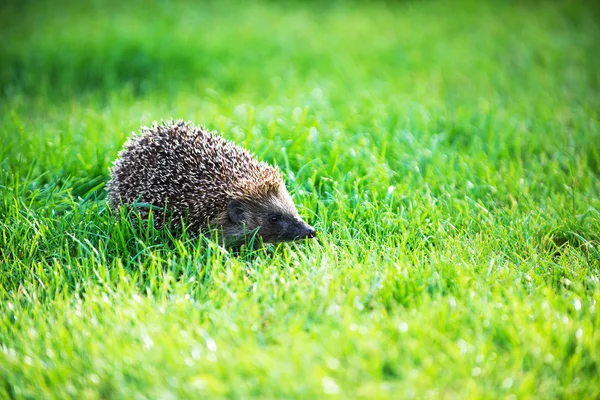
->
[107,120,315,246]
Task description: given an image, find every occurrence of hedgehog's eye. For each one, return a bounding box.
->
[269,215,281,223]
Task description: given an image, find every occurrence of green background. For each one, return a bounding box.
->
[1,0,599,398]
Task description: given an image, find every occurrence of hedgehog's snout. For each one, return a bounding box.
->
[295,222,316,240]
[303,225,316,239]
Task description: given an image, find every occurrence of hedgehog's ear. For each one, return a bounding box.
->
[227,199,246,224]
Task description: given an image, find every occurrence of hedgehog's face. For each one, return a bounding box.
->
[224,188,316,245]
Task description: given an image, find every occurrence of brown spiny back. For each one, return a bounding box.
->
[106,120,283,230]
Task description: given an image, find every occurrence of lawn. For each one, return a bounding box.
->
[1,0,599,398]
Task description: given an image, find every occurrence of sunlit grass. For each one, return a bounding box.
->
[1,0,599,398]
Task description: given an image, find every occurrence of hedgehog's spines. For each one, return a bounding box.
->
[107,119,284,231]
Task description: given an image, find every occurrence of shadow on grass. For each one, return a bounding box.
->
[540,212,600,262]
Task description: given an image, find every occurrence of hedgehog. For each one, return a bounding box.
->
[106,120,315,247]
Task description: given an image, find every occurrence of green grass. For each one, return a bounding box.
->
[1,0,600,398]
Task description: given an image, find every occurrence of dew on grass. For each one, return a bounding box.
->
[322,377,340,395]
[191,347,201,360]
[206,337,217,352]
[449,297,457,308]
[386,186,395,198]
[326,357,340,370]
[574,298,581,312]
[398,322,408,333]
[143,335,154,349]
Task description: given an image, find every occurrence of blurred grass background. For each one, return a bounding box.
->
[1,0,600,398]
